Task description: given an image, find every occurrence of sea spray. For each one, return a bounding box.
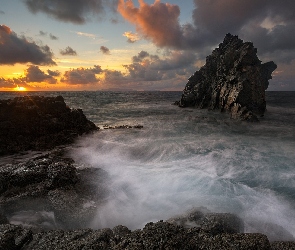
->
[1,91,295,241]
[70,103,295,241]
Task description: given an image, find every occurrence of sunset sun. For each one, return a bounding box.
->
[14,86,27,91]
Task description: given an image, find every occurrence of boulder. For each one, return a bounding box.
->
[179,34,277,121]
[0,95,98,155]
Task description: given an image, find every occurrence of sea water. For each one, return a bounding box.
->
[1,91,295,240]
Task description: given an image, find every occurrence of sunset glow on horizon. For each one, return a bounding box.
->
[1,0,295,91]
[13,86,27,91]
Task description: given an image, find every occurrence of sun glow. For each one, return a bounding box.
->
[14,86,27,91]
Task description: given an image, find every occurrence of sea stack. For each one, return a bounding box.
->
[179,34,277,121]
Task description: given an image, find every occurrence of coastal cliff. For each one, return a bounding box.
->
[179,34,277,121]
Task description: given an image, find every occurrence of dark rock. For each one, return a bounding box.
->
[0,220,285,249]
[0,95,98,155]
[271,241,295,250]
[0,151,108,231]
[167,208,244,235]
[0,213,9,224]
[0,224,32,250]
[179,34,277,121]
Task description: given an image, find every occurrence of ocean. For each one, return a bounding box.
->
[1,91,295,240]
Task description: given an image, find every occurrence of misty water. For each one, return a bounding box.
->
[1,91,295,240]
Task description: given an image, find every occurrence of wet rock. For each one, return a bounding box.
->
[0,95,98,156]
[201,213,244,235]
[271,241,295,250]
[0,220,285,249]
[24,228,114,250]
[0,151,108,231]
[179,33,277,121]
[0,224,32,250]
[167,208,244,235]
[0,213,9,224]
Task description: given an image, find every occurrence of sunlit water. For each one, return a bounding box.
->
[1,91,295,240]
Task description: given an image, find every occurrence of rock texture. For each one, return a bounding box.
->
[179,34,277,121]
[0,95,98,155]
[0,221,274,250]
[0,150,108,230]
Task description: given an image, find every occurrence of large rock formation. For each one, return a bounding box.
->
[0,95,98,155]
[179,34,277,121]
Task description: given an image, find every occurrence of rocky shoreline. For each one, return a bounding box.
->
[1,94,295,248]
[0,95,98,156]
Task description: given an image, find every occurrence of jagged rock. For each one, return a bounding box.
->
[166,208,244,235]
[0,224,32,250]
[0,221,269,250]
[0,151,108,230]
[271,241,295,250]
[179,33,277,121]
[0,95,98,155]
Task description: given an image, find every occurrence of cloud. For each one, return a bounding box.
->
[123,50,196,83]
[61,65,103,85]
[39,30,58,40]
[39,30,47,36]
[0,77,32,89]
[60,46,77,56]
[47,69,60,77]
[100,46,110,55]
[49,33,58,40]
[74,31,97,39]
[118,0,295,64]
[118,0,183,48]
[0,10,4,15]
[0,77,16,88]
[24,0,119,24]
[24,65,58,84]
[123,31,140,43]
[0,25,56,66]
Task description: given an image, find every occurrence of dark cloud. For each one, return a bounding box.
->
[118,0,295,64]
[60,46,77,56]
[0,77,16,88]
[0,77,31,89]
[0,10,5,15]
[100,46,110,55]
[25,65,57,84]
[24,0,119,24]
[39,30,47,36]
[47,69,60,77]
[0,25,56,66]
[39,30,58,40]
[49,33,58,40]
[61,65,103,85]
[103,69,126,85]
[132,51,150,63]
[123,50,196,82]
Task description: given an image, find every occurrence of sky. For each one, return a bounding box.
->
[0,0,295,91]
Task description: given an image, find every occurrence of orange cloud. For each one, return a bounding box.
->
[123,31,140,43]
[118,0,182,48]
